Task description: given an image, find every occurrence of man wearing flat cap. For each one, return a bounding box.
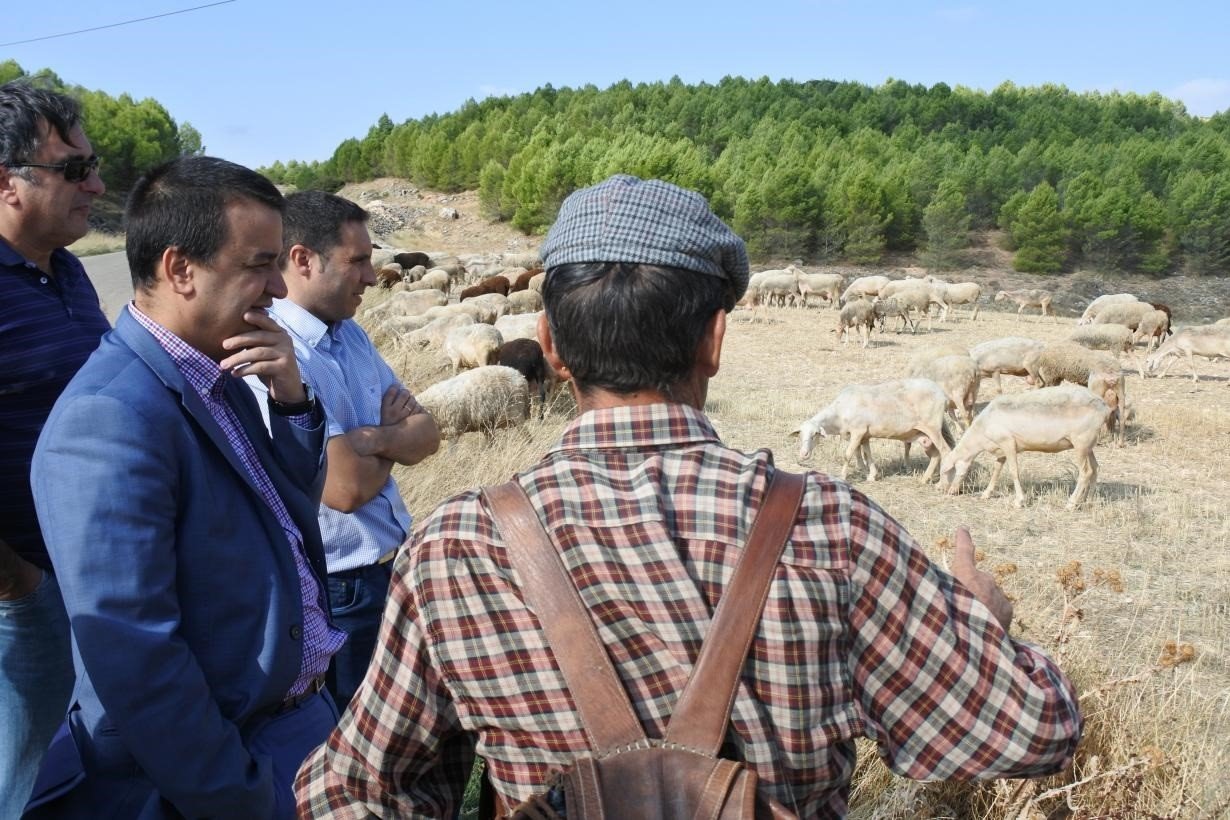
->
[296,175,1082,817]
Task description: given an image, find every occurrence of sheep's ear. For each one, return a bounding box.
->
[788,428,800,439]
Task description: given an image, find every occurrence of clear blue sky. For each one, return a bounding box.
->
[5,1,1228,170]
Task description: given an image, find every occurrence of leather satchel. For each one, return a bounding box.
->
[481,470,805,820]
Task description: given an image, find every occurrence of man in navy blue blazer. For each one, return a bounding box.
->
[25,156,345,819]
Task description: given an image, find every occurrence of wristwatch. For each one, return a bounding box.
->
[268,383,315,416]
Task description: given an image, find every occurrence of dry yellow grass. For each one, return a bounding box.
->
[364,289,1230,818]
[67,230,125,257]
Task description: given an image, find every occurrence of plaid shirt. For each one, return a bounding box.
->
[296,403,1082,818]
[129,304,345,696]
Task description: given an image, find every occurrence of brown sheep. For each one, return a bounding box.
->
[376,265,403,289]
[510,270,537,293]
[1148,302,1173,337]
[497,338,554,419]
[460,275,511,302]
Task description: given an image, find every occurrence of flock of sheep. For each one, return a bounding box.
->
[766,265,1230,510]
[365,251,1230,511]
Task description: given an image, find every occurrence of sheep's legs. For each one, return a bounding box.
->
[1068,447,1098,509]
[859,439,878,481]
[1001,444,1027,507]
[981,456,1005,499]
[841,432,864,480]
[1188,351,1200,382]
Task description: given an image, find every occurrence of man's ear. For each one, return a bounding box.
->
[537,313,571,382]
[285,244,315,280]
[695,309,726,378]
[162,246,194,296]
[0,166,20,205]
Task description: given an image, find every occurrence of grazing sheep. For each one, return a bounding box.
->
[1092,300,1156,332]
[876,283,937,333]
[495,311,542,343]
[1028,342,1126,445]
[416,365,530,442]
[464,292,510,324]
[365,289,447,321]
[501,252,540,270]
[376,264,404,288]
[969,337,1045,395]
[428,256,465,278]
[834,299,877,347]
[506,289,543,315]
[415,269,451,294]
[790,378,955,483]
[923,276,982,321]
[995,289,1053,316]
[443,324,504,373]
[460,275,511,301]
[404,313,476,350]
[1078,293,1138,325]
[497,338,554,419]
[937,385,1111,509]
[403,264,427,283]
[1148,303,1173,335]
[795,271,843,309]
[510,269,539,293]
[757,270,801,307]
[1068,324,1145,379]
[528,272,546,293]
[1146,325,1230,382]
[840,275,891,304]
[1132,309,1170,354]
[906,351,979,427]
[393,251,431,270]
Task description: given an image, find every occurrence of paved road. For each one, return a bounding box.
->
[81,251,132,324]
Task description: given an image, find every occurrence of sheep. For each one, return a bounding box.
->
[1148,303,1173,337]
[417,366,530,443]
[834,298,877,348]
[906,351,980,428]
[376,264,404,288]
[1068,324,1145,379]
[443,324,504,373]
[403,313,476,351]
[460,275,511,301]
[937,385,1111,509]
[427,256,465,278]
[506,289,543,314]
[403,264,427,283]
[756,270,800,307]
[994,289,1053,316]
[871,297,908,333]
[464,292,510,324]
[790,378,955,483]
[1078,293,1138,325]
[795,271,843,309]
[1028,342,1126,445]
[923,276,982,321]
[876,283,937,334]
[528,272,547,293]
[501,251,541,270]
[416,269,451,294]
[510,269,540,293]
[392,251,431,269]
[1215,317,1230,327]
[1092,300,1156,332]
[364,289,447,321]
[1131,309,1170,354]
[497,338,554,420]
[495,311,542,343]
[840,275,891,304]
[1145,325,1230,382]
[969,337,1045,395]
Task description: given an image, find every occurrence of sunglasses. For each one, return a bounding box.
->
[8,154,101,183]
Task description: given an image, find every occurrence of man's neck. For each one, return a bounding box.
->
[573,380,706,415]
[0,228,56,274]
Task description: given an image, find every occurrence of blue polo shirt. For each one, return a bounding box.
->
[1,236,110,570]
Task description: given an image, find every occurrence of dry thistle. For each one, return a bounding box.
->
[1092,567,1125,593]
[1158,641,1197,668]
[1056,560,1086,595]
[993,562,1019,583]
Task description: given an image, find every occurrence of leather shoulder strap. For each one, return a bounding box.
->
[664,470,806,753]
[483,482,646,751]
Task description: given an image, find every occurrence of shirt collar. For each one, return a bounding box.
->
[127,302,229,401]
[268,298,333,349]
[549,402,721,454]
[0,235,79,276]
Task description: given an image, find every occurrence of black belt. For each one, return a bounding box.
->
[269,674,326,716]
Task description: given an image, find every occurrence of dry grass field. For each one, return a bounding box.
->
[363,289,1229,818]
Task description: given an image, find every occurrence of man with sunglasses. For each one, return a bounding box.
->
[0,80,109,818]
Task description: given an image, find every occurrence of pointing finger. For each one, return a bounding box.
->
[951,526,976,576]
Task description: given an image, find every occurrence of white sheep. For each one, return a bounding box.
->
[1068,324,1145,379]
[1028,342,1126,445]
[506,289,543,315]
[923,276,982,321]
[756,270,801,307]
[494,311,541,343]
[1078,293,1139,325]
[834,299,877,347]
[416,365,530,442]
[906,350,979,427]
[528,272,546,293]
[994,289,1053,316]
[1145,325,1230,382]
[443,324,504,373]
[790,378,954,483]
[1215,317,1230,327]
[464,292,510,324]
[404,313,476,350]
[363,288,448,321]
[840,275,891,304]
[937,385,1111,509]
[1132,309,1170,353]
[795,271,843,309]
[1092,300,1155,332]
[969,337,1045,395]
[876,283,937,333]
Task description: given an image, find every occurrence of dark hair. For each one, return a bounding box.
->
[282,190,368,258]
[125,156,285,289]
[541,262,734,396]
[0,81,83,180]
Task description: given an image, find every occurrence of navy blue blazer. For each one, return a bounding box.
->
[26,309,329,818]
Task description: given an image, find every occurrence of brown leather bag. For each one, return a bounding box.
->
[481,470,805,820]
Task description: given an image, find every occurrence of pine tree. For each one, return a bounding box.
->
[921,180,970,270]
[1010,182,1067,272]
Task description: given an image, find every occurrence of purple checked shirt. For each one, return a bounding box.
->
[129,304,345,697]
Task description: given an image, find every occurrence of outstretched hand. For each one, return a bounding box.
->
[950,527,1014,632]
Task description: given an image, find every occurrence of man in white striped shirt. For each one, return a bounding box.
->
[250,191,439,708]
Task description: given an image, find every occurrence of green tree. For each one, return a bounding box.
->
[1009,182,1067,272]
[921,179,971,270]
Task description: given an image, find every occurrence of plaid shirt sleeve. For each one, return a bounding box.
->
[845,488,1083,779]
[294,546,475,819]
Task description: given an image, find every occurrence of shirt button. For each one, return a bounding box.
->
[40,276,48,284]
[289,624,303,640]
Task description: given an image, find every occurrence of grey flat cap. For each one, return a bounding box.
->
[540,175,749,301]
